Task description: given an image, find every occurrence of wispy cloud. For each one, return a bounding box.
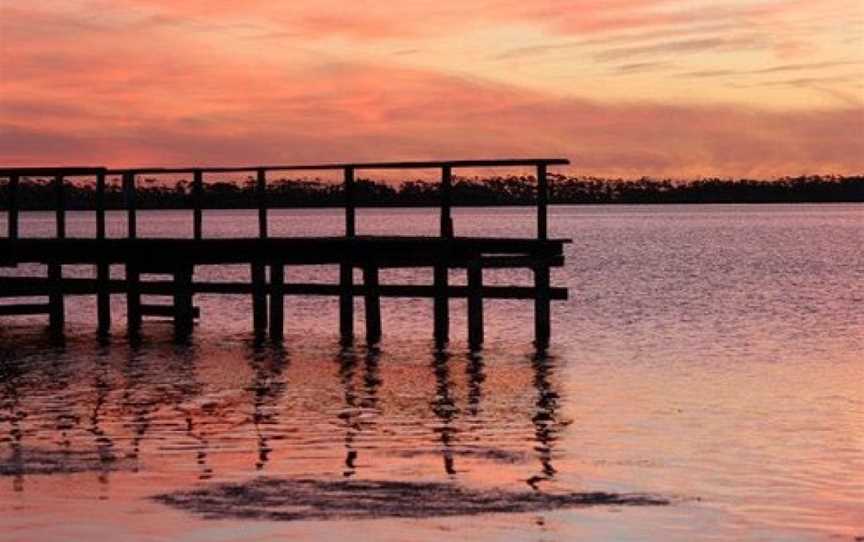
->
[596,36,767,62]
[612,61,675,75]
[1,59,861,176]
[1,1,861,174]
[678,60,864,78]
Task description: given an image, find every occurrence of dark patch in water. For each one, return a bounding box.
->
[391,446,527,464]
[154,477,669,521]
[0,447,133,476]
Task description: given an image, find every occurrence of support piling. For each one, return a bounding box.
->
[363,264,381,344]
[269,264,285,340]
[467,257,484,348]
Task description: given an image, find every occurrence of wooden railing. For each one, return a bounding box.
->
[0,158,569,241]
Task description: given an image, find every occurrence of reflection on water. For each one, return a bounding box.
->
[1,204,862,541]
[431,349,458,477]
[88,347,114,494]
[528,349,559,491]
[0,329,671,535]
[0,330,581,495]
[247,343,288,472]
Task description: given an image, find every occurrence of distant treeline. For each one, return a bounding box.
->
[2,174,862,209]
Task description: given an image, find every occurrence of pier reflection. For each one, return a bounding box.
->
[336,343,383,478]
[120,346,155,473]
[0,332,570,502]
[247,342,288,472]
[527,349,560,491]
[465,350,486,418]
[88,345,114,495]
[167,342,210,481]
[337,345,359,477]
[431,349,459,477]
[0,350,25,493]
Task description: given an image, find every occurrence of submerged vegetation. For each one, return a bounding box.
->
[2,174,862,209]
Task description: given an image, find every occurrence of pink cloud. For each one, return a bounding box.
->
[1,3,861,176]
[2,57,861,176]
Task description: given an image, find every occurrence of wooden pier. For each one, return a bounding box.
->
[0,159,569,347]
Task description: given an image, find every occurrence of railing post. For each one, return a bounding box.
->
[434,165,453,345]
[123,172,137,239]
[95,172,106,240]
[54,174,65,239]
[256,168,267,239]
[123,172,140,334]
[537,163,548,240]
[193,169,203,240]
[7,174,18,240]
[48,174,66,331]
[95,171,110,335]
[344,166,355,237]
[340,166,356,342]
[535,163,551,345]
[440,165,453,238]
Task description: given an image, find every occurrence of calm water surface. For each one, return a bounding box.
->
[0,204,862,541]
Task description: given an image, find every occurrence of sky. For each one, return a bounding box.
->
[1,0,863,177]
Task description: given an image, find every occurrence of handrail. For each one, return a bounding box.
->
[1,158,569,241]
[0,167,106,176]
[102,158,568,175]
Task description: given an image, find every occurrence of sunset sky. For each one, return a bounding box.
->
[1,0,862,177]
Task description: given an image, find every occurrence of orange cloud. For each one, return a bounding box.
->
[1,2,862,175]
[2,55,861,176]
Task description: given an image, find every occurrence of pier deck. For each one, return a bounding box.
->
[0,159,569,347]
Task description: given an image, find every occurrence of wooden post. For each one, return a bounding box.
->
[269,263,284,340]
[123,172,137,239]
[534,263,551,347]
[97,262,110,335]
[435,166,452,346]
[48,262,64,331]
[254,170,268,335]
[173,265,194,337]
[535,162,551,346]
[96,172,110,335]
[7,174,18,240]
[363,264,381,344]
[256,168,267,239]
[433,264,449,345]
[95,172,106,240]
[124,172,140,334]
[251,262,267,335]
[126,263,141,333]
[341,167,356,342]
[48,174,66,331]
[344,167,355,237]
[339,261,354,341]
[537,163,548,241]
[193,169,203,240]
[467,257,483,348]
[54,175,65,239]
[440,165,453,238]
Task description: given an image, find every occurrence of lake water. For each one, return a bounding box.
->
[0,205,862,541]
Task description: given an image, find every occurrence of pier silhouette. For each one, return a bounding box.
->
[1,159,569,347]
